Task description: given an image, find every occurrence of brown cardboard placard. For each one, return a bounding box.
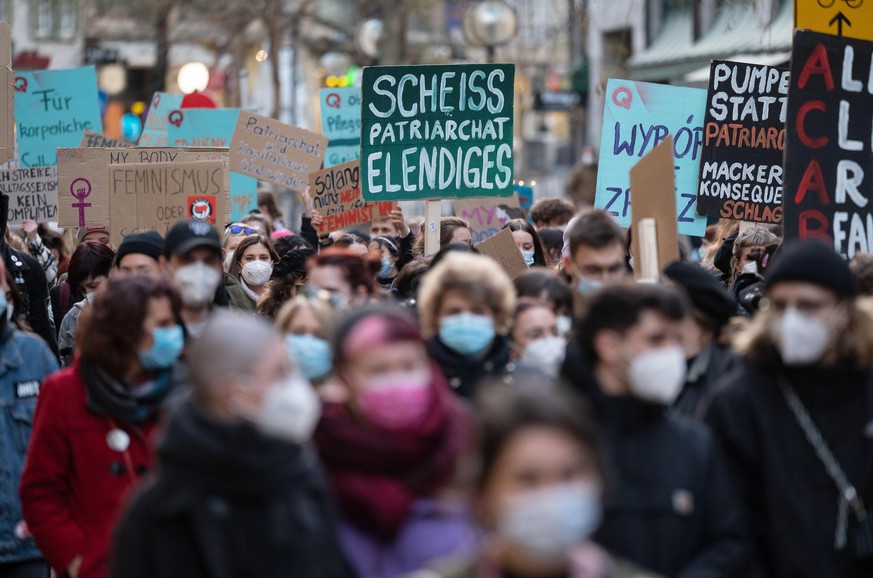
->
[230,111,329,193]
[629,135,679,279]
[0,22,12,167]
[475,226,528,280]
[2,165,58,225]
[308,160,395,235]
[80,130,133,149]
[454,195,522,245]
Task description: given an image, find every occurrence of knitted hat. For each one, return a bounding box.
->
[271,247,315,280]
[766,241,857,298]
[115,231,164,265]
[78,226,110,244]
[663,261,736,328]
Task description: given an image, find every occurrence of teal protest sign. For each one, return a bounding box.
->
[320,87,362,169]
[167,108,257,221]
[361,63,515,202]
[14,66,102,167]
[595,79,707,237]
[139,92,183,147]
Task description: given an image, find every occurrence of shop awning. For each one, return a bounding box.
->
[682,50,791,84]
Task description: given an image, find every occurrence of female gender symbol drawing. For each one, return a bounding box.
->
[70,178,92,227]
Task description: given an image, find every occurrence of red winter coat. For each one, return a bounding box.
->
[19,360,158,578]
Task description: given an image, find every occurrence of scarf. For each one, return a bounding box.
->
[81,360,172,423]
[314,366,466,541]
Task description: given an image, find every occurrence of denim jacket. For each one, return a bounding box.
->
[0,329,59,562]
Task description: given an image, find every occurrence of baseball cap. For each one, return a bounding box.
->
[164,220,222,258]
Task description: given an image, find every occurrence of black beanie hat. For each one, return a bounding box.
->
[663,261,736,328]
[766,241,858,298]
[114,230,164,265]
[271,247,315,280]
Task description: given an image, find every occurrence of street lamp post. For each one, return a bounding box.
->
[464,0,518,64]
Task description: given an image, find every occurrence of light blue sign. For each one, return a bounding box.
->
[15,66,102,167]
[595,79,707,237]
[320,87,361,168]
[138,92,183,147]
[166,108,257,221]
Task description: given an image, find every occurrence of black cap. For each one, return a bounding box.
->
[115,231,164,265]
[663,261,736,328]
[164,220,222,258]
[766,241,858,298]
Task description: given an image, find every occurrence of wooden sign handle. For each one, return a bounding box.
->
[424,200,441,257]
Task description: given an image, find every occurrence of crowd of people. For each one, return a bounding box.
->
[0,189,871,578]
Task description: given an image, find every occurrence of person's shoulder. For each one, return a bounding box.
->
[405,556,476,578]
[12,329,57,357]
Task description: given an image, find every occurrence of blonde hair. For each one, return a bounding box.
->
[418,252,516,338]
[274,296,335,337]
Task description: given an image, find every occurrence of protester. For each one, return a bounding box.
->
[370,235,402,289]
[502,219,548,268]
[727,227,780,316]
[77,226,111,248]
[164,221,224,338]
[415,377,663,578]
[513,269,574,335]
[257,247,316,319]
[222,222,260,272]
[419,252,517,398]
[43,230,70,279]
[307,249,376,310]
[509,302,565,377]
[561,283,750,577]
[226,235,278,314]
[242,212,274,239]
[391,260,428,307]
[529,197,576,230]
[850,253,873,296]
[563,211,628,302]
[314,307,476,578]
[20,276,184,578]
[413,217,473,256]
[276,296,335,386]
[706,241,873,578]
[0,257,60,578]
[257,191,287,231]
[332,233,370,257]
[538,228,565,267]
[114,230,166,279]
[22,220,57,286]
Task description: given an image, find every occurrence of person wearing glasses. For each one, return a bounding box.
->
[226,236,279,315]
[222,223,260,273]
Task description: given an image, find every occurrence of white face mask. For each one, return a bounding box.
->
[252,373,321,443]
[742,261,758,275]
[223,250,234,272]
[241,260,273,287]
[627,345,687,405]
[521,336,568,378]
[498,482,603,563]
[774,307,836,366]
[556,315,572,336]
[174,261,222,308]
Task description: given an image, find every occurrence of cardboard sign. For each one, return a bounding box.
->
[14,66,102,167]
[784,30,873,258]
[474,227,528,280]
[795,0,873,42]
[361,63,515,201]
[629,136,679,278]
[166,108,257,221]
[320,87,362,169]
[80,130,133,148]
[0,23,12,167]
[138,92,183,147]
[1,165,58,224]
[108,161,225,240]
[595,78,707,237]
[696,61,787,224]
[230,110,328,194]
[455,196,521,244]
[308,160,395,234]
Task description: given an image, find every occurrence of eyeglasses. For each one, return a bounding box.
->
[225,225,259,236]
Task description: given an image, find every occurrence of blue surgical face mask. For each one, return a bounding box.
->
[139,325,185,370]
[576,276,604,298]
[379,256,395,278]
[285,333,333,381]
[522,250,535,267]
[439,312,496,357]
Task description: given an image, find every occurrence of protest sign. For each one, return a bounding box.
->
[514,184,534,216]
[138,92,183,147]
[0,23,12,167]
[696,60,787,224]
[0,165,58,225]
[630,136,679,279]
[796,0,873,42]
[309,160,396,235]
[474,227,528,280]
[230,110,328,194]
[320,87,362,168]
[14,66,102,167]
[595,78,706,237]
[80,130,133,149]
[361,63,515,202]
[784,30,873,258]
[454,196,521,244]
[167,108,257,221]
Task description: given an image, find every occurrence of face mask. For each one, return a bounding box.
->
[522,250,535,267]
[85,292,97,303]
[576,276,603,297]
[742,261,758,275]
[356,370,433,431]
[439,313,496,357]
[627,345,687,405]
[223,250,234,272]
[285,334,333,381]
[139,325,184,371]
[774,307,836,366]
[556,315,572,336]
[241,260,273,286]
[174,261,221,308]
[378,256,395,278]
[499,482,603,563]
[521,336,567,378]
[253,373,322,443]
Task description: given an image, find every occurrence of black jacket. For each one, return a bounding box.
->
[705,354,873,578]
[561,342,751,578]
[672,343,741,421]
[428,335,515,399]
[110,402,354,578]
[5,244,58,357]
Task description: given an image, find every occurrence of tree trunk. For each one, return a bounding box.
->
[268,16,282,118]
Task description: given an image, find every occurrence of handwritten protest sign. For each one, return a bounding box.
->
[309,161,395,234]
[80,130,133,149]
[595,78,706,237]
[14,66,102,167]
[514,184,534,216]
[0,23,13,167]
[361,63,515,202]
[138,92,183,147]
[167,108,257,221]
[696,61,787,224]
[320,87,362,168]
[474,227,528,280]
[784,30,873,258]
[455,196,521,244]
[1,165,58,224]
[230,111,328,194]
